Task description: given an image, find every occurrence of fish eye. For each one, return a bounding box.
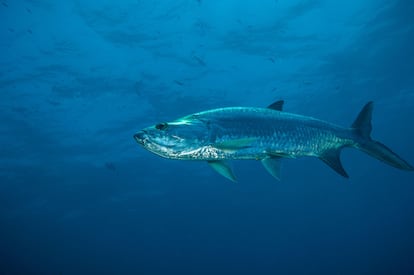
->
[155,122,168,130]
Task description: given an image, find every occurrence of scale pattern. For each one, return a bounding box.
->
[181,107,355,160]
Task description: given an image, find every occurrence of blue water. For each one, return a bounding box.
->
[1,1,414,274]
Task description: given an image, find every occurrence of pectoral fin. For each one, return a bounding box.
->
[261,157,282,180]
[214,138,256,151]
[208,160,237,182]
[319,149,349,178]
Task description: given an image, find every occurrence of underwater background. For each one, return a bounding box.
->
[1,0,414,274]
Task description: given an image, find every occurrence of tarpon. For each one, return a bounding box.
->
[134,100,413,181]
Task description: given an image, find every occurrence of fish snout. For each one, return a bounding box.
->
[133,131,147,145]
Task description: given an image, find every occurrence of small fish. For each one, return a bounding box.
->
[193,55,206,66]
[134,100,414,182]
[1,2,8,8]
[105,162,116,171]
[174,80,184,86]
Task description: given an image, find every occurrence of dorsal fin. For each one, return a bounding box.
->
[267,100,284,111]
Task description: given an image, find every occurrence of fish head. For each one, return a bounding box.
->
[134,115,211,159]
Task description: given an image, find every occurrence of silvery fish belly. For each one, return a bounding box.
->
[134,100,414,182]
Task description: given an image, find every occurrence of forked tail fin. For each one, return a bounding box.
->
[352,102,414,171]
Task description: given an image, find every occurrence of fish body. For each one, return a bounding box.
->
[134,101,413,181]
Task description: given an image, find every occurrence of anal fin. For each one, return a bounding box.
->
[261,157,282,180]
[208,160,237,182]
[319,149,349,178]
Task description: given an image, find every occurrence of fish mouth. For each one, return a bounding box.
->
[133,131,147,145]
